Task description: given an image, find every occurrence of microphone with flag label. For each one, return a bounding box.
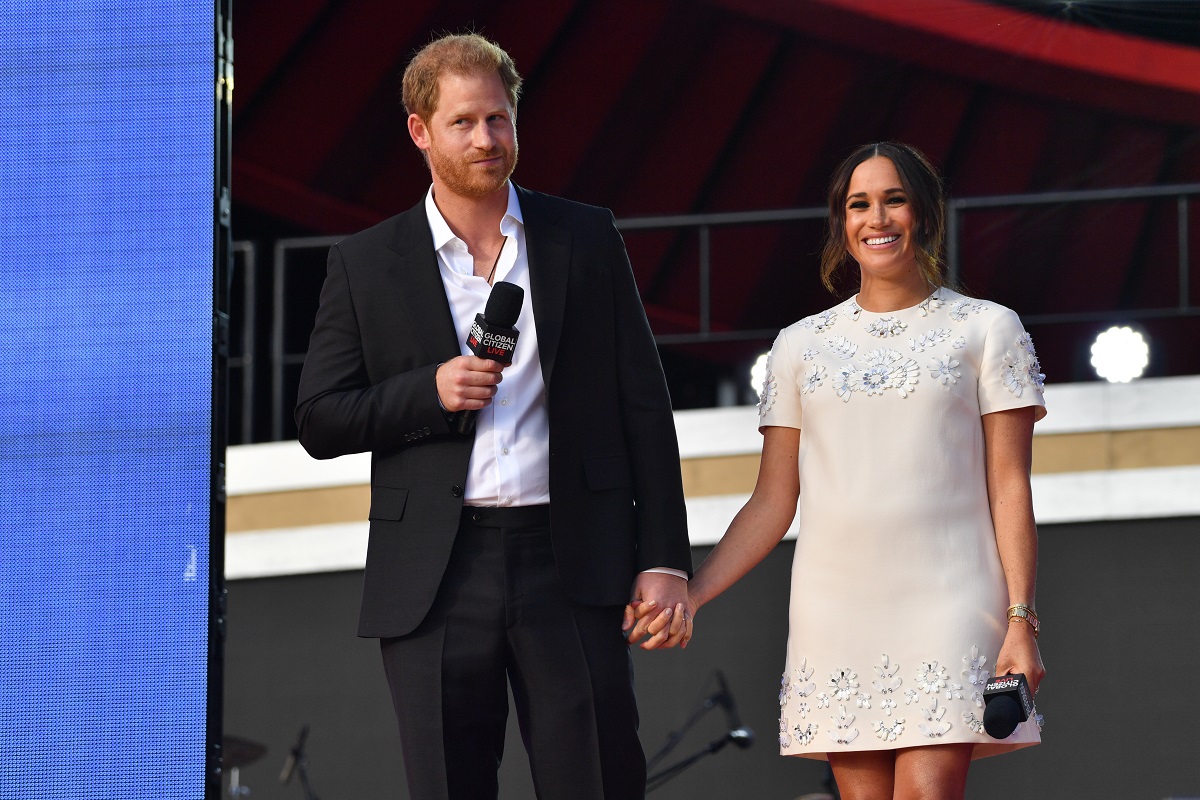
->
[455,280,523,435]
[714,670,755,749]
[982,672,1035,739]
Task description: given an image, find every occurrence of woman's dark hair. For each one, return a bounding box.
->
[818,142,947,294]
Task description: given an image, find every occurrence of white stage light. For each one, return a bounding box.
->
[1089,326,1149,383]
[750,352,770,397]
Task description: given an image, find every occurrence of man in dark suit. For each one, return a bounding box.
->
[295,34,692,799]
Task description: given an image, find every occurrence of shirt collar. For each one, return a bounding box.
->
[424,182,523,254]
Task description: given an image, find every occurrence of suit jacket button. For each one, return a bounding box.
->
[451,485,463,497]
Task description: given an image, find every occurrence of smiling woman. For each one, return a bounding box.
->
[842,157,922,301]
[658,142,1049,800]
[819,141,948,301]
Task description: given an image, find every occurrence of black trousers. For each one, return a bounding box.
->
[380,506,645,800]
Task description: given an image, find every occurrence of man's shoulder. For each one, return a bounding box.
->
[335,200,428,255]
[516,185,613,225]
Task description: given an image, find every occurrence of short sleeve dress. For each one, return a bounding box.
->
[759,288,1046,760]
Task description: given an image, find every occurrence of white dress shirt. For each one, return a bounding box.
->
[424,184,685,580]
[425,183,548,507]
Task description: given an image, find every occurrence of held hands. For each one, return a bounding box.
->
[622,573,695,651]
[995,619,1046,695]
[436,356,504,413]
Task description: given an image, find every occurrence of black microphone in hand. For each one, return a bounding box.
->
[982,673,1035,739]
[714,670,755,749]
[455,281,523,435]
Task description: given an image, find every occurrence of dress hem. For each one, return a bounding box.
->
[781,738,1039,762]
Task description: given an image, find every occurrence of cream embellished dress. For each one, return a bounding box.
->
[759,288,1046,760]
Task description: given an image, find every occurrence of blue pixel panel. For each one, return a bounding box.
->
[0,2,214,797]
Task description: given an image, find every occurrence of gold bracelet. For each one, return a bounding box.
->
[1007,604,1040,639]
[1007,603,1039,622]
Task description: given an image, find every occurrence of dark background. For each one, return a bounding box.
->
[224,516,1200,799]
[226,0,1200,444]
[220,2,1200,796]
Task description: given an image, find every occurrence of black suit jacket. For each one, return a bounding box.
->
[295,185,692,638]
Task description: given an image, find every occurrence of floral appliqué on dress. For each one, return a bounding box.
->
[915,661,948,695]
[867,316,907,338]
[917,291,944,317]
[802,364,826,395]
[874,718,905,742]
[828,668,860,701]
[872,654,903,717]
[793,721,819,746]
[910,328,951,353]
[949,298,987,321]
[1001,332,1046,397]
[962,645,990,690]
[930,355,961,388]
[781,659,817,729]
[828,705,859,745]
[757,352,778,414]
[800,309,838,333]
[918,696,952,738]
[849,349,920,398]
[825,335,857,361]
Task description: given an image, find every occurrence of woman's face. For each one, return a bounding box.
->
[843,156,919,282]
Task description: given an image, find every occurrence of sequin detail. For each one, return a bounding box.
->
[867,316,907,338]
[757,352,778,414]
[930,355,961,388]
[828,705,859,745]
[1001,333,1046,397]
[910,328,951,353]
[918,696,952,738]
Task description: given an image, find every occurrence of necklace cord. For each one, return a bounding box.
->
[486,236,507,285]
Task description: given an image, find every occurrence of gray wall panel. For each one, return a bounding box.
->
[223,516,1200,799]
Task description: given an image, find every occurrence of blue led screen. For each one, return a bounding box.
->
[0,2,214,797]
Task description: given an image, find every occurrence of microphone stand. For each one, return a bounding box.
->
[645,670,754,793]
[646,690,722,771]
[279,724,321,800]
[296,761,320,800]
[646,728,742,792]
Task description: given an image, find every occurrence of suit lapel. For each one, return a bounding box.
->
[386,201,460,364]
[517,185,570,389]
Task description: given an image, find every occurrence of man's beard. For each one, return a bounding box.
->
[429,138,518,199]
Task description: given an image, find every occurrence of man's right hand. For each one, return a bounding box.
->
[436,356,505,412]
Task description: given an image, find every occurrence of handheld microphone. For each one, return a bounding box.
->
[279,724,309,784]
[455,281,523,435]
[715,670,755,749]
[982,673,1034,739]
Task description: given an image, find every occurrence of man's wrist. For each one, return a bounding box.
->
[640,567,688,580]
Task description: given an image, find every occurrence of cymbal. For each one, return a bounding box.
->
[223,735,267,769]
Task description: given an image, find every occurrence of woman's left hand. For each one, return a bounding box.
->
[994,620,1046,695]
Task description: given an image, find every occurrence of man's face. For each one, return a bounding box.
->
[412,70,518,200]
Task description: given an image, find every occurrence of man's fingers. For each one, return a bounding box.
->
[437,357,507,412]
[463,356,506,372]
